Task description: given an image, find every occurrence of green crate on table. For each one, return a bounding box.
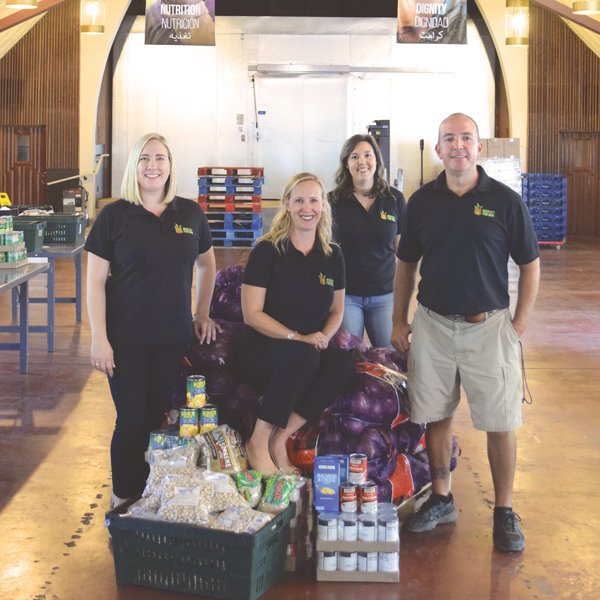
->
[42,213,87,244]
[105,500,294,600]
[11,220,46,253]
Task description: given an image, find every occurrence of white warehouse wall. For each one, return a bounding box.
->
[112,17,494,202]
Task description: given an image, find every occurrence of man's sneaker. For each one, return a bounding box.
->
[402,493,458,533]
[493,510,525,552]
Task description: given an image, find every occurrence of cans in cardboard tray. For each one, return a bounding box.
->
[179,406,199,437]
[186,375,206,408]
[199,403,218,433]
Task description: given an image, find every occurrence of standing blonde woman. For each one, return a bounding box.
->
[236,173,356,476]
[85,133,220,508]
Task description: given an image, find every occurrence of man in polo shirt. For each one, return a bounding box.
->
[391,113,540,553]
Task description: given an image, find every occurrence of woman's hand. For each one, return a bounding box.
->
[193,314,222,344]
[91,337,115,377]
[302,331,330,351]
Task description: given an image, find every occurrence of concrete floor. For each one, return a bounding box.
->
[0,237,599,600]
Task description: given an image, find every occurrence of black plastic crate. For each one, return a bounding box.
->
[11,219,46,253]
[106,500,293,600]
[42,213,86,244]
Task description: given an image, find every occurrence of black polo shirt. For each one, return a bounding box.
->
[397,166,539,315]
[243,239,345,335]
[331,188,405,296]
[85,196,212,344]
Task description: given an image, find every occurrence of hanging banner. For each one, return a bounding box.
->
[397,0,467,44]
[145,0,215,46]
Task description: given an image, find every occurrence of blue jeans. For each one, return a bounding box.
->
[341,293,394,348]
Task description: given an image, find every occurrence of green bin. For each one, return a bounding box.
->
[11,219,46,253]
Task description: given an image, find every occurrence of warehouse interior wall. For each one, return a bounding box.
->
[110,16,494,202]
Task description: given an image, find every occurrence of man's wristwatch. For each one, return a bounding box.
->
[286,331,296,340]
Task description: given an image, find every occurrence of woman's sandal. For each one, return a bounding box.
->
[268,427,301,477]
[244,441,279,478]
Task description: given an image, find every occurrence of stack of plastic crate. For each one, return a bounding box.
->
[197,167,264,247]
[522,173,567,248]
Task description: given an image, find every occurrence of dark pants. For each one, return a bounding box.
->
[108,342,187,498]
[236,337,357,428]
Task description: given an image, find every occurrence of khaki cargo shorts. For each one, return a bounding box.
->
[407,304,523,432]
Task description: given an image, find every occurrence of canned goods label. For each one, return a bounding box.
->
[378,551,399,573]
[348,453,368,485]
[378,514,400,542]
[317,514,338,541]
[337,514,358,542]
[338,551,357,572]
[199,403,218,433]
[340,482,358,513]
[186,375,206,408]
[179,406,199,437]
[318,551,337,571]
[358,551,378,572]
[359,480,378,513]
[358,514,377,541]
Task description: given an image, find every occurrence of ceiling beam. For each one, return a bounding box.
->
[0,0,65,34]
[531,0,600,34]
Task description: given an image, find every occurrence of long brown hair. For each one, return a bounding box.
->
[330,134,390,203]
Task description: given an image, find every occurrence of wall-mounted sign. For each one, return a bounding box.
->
[145,0,215,46]
[397,0,467,44]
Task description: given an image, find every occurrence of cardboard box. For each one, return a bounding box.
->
[486,138,504,157]
[478,138,488,159]
[503,138,520,158]
[315,539,400,582]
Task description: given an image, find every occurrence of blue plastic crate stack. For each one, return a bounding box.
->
[197,166,264,248]
[522,173,567,247]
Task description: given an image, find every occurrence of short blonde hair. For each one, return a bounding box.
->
[120,133,178,205]
[260,172,333,256]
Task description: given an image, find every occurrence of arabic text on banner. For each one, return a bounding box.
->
[397,0,467,45]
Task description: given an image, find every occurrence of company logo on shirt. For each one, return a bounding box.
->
[174,223,194,234]
[379,210,396,222]
[318,273,334,287]
[473,203,495,218]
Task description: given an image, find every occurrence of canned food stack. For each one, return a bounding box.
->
[197,166,264,248]
[0,215,28,269]
[314,453,400,582]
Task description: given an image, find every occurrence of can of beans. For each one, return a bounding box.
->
[339,481,358,513]
[186,375,206,408]
[359,480,378,513]
[378,513,400,542]
[378,551,399,573]
[199,403,218,433]
[358,551,378,572]
[179,406,199,437]
[358,513,377,541]
[338,551,357,572]
[317,513,338,541]
[337,512,358,541]
[317,551,337,571]
[348,453,368,485]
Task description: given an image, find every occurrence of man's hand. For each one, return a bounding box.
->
[391,321,412,353]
